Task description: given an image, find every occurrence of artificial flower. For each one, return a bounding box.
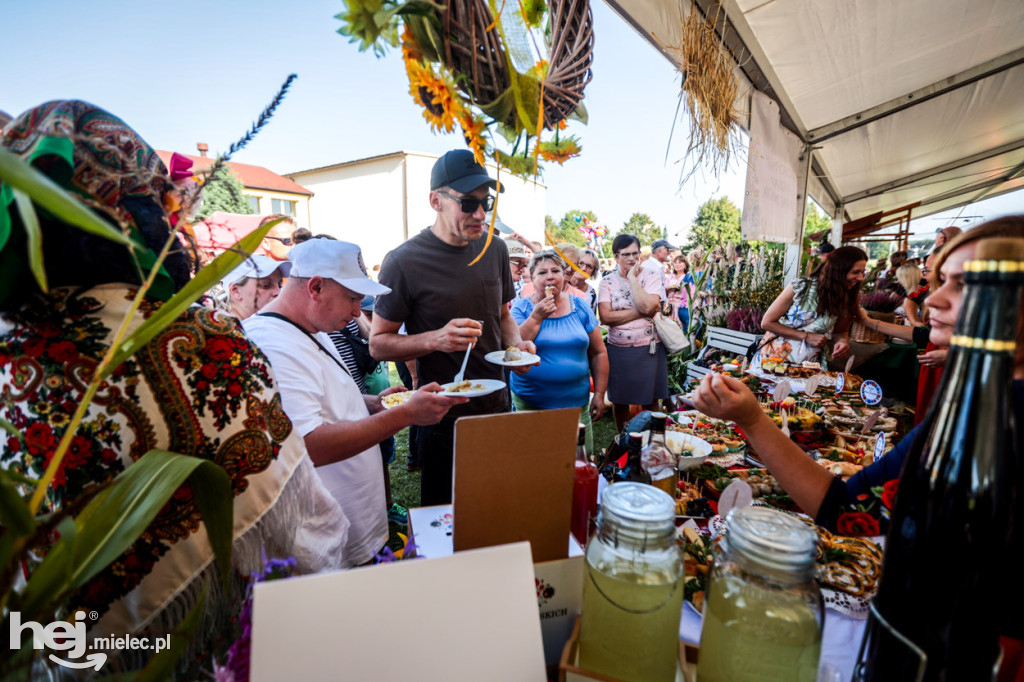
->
[537,136,582,164]
[836,511,880,537]
[406,59,461,134]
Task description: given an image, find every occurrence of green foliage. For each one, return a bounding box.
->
[335,0,402,55]
[861,240,893,260]
[194,167,254,221]
[548,210,593,248]
[98,220,279,382]
[619,212,666,246]
[687,197,741,252]
[805,202,832,237]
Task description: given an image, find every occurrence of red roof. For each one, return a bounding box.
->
[155,151,312,196]
[191,211,295,261]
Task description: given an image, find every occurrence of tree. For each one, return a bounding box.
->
[195,167,255,221]
[619,212,666,246]
[687,197,741,252]
[545,210,593,248]
[804,202,832,239]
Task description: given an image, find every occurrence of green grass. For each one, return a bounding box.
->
[384,363,621,552]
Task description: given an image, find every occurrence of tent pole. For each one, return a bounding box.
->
[831,203,844,246]
[784,144,813,284]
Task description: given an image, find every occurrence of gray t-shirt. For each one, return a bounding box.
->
[375,227,515,417]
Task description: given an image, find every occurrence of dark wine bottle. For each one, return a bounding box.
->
[860,238,1024,681]
[622,432,651,485]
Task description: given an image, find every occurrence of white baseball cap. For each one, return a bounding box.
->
[221,254,291,288]
[505,238,528,259]
[287,239,391,296]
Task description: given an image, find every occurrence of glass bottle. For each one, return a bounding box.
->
[697,507,822,682]
[859,238,1024,681]
[622,432,651,485]
[578,483,684,681]
[571,423,599,546]
[642,412,677,497]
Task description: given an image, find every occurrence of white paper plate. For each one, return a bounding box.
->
[483,350,541,367]
[439,378,507,398]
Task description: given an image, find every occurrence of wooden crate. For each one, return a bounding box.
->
[558,617,695,682]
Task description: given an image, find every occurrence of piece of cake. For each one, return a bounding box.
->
[503,346,523,362]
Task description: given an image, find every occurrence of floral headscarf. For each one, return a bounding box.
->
[0,100,188,305]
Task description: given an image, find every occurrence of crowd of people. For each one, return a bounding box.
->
[3,99,1021,676]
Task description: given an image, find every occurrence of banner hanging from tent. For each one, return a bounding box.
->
[742,90,803,244]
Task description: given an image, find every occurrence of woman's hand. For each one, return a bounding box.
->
[833,339,852,359]
[589,393,605,421]
[692,374,763,429]
[918,348,947,367]
[530,294,557,321]
[804,332,828,349]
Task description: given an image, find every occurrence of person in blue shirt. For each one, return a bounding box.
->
[511,250,609,455]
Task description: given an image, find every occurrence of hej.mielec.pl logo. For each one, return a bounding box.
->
[9,610,107,671]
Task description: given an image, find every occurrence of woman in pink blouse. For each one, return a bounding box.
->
[598,234,670,430]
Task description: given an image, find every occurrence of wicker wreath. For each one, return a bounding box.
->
[439,0,594,129]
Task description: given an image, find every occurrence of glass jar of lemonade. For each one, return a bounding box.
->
[697,507,823,682]
[578,482,683,681]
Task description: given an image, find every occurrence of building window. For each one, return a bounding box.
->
[272,198,296,217]
[246,195,260,213]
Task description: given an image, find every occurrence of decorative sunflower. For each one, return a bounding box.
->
[457,111,489,164]
[406,58,461,134]
[537,136,582,164]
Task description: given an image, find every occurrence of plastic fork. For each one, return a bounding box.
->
[453,342,474,384]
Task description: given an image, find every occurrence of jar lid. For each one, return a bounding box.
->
[598,482,676,545]
[724,507,817,574]
[603,482,675,522]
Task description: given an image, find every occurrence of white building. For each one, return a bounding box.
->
[287,151,547,272]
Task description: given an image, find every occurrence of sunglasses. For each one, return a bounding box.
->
[265,236,294,246]
[437,190,495,214]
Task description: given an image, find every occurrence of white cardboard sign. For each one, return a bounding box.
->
[251,542,547,682]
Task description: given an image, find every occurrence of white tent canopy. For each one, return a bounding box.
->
[605,0,1024,237]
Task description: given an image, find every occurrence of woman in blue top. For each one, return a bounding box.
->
[511,250,609,455]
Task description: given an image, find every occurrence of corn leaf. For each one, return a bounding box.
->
[0,147,131,246]
[12,188,47,293]
[97,220,280,381]
[19,450,233,618]
[0,417,21,441]
[0,470,34,537]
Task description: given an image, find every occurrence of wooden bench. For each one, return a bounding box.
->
[686,326,761,383]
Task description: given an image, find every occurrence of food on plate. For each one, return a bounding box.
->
[704,469,795,510]
[816,459,863,479]
[671,419,746,452]
[502,346,523,362]
[680,527,713,612]
[381,391,414,408]
[446,381,485,393]
[762,399,822,431]
[674,480,714,518]
[811,525,883,597]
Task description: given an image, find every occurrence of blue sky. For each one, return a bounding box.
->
[4,0,1017,242]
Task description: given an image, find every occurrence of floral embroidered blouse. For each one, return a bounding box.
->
[0,285,347,643]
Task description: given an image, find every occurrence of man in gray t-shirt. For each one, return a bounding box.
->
[370,150,536,505]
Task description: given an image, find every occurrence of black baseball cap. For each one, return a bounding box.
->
[430,150,504,193]
[651,238,676,251]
